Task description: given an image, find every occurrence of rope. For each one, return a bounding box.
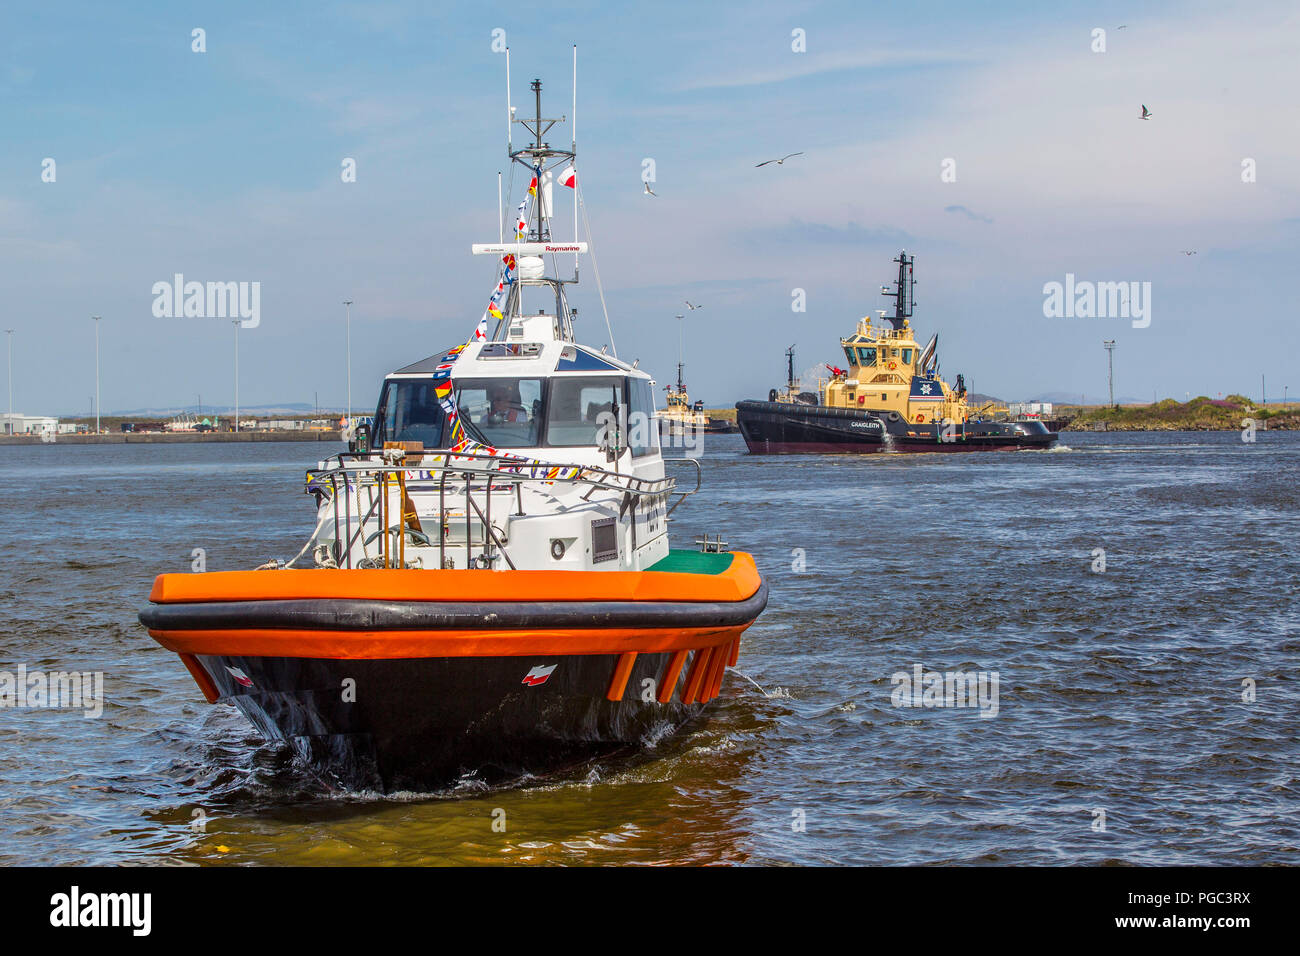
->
[576,180,616,357]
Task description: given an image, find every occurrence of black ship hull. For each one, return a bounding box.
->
[196,651,700,791]
[736,400,1058,454]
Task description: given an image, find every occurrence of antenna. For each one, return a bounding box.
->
[676,314,685,392]
[573,45,578,274]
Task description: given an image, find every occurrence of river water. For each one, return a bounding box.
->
[1,431,1296,865]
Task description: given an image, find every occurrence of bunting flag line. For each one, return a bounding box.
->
[400,167,601,469]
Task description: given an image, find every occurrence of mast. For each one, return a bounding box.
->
[786,345,796,390]
[497,76,577,341]
[676,313,685,395]
[881,251,915,331]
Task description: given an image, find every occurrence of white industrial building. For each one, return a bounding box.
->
[1008,402,1054,418]
[1,413,58,437]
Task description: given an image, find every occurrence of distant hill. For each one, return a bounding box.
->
[76,402,343,418]
[1027,391,1146,406]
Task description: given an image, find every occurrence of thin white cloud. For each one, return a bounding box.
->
[677,47,980,92]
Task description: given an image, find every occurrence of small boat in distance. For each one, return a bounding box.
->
[138,66,767,792]
[735,252,1058,454]
[657,364,710,440]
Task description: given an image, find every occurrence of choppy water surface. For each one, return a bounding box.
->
[1,431,1296,865]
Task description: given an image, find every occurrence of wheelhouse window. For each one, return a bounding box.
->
[628,377,659,458]
[546,376,626,447]
[857,347,877,365]
[454,378,544,447]
[844,346,858,366]
[902,348,913,365]
[377,379,447,448]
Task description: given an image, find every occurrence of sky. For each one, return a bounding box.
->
[2,0,1298,415]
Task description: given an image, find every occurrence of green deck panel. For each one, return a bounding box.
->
[646,549,734,575]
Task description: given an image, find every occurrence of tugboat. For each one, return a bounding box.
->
[736,252,1058,454]
[656,314,710,443]
[657,366,710,441]
[138,68,767,792]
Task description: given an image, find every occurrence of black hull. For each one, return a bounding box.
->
[735,400,1058,454]
[195,651,699,791]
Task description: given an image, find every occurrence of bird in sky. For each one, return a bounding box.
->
[1140,104,1153,120]
[755,152,804,168]
[684,300,703,311]
[1179,250,1198,255]
[643,181,657,197]
[1117,24,1128,29]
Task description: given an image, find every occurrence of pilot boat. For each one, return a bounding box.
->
[736,252,1058,453]
[138,69,767,791]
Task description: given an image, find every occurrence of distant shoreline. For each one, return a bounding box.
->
[0,430,344,446]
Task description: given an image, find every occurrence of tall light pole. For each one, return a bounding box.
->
[1103,340,1116,409]
[233,319,240,433]
[4,329,13,436]
[92,316,101,433]
[343,299,353,426]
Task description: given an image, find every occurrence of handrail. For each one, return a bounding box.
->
[306,452,683,571]
[662,457,701,518]
[308,450,677,500]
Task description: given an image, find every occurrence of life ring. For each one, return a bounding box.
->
[888,361,897,370]
[915,414,926,423]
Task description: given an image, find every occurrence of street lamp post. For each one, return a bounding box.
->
[233,320,240,433]
[1103,340,1116,409]
[4,329,13,436]
[343,300,354,428]
[92,316,101,434]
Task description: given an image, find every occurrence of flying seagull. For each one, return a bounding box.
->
[643,181,657,197]
[684,300,703,311]
[755,152,804,168]
[1179,250,1198,255]
[1117,24,1128,29]
[1140,104,1153,120]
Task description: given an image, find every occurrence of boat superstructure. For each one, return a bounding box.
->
[139,63,767,791]
[736,252,1058,453]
